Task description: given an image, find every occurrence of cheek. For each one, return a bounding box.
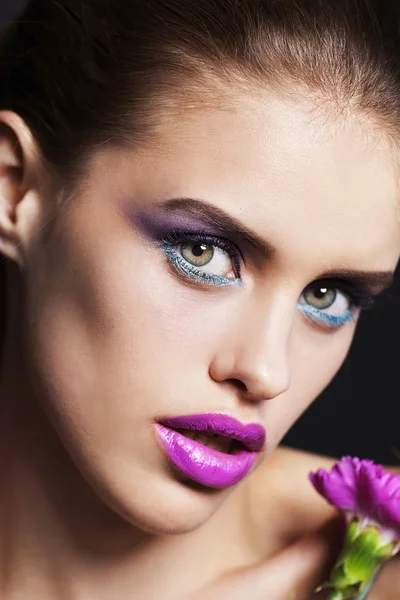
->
[264,320,356,448]
[23,200,357,472]
[23,235,238,530]
[23,224,232,438]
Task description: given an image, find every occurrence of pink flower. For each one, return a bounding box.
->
[310,458,400,599]
[310,457,400,540]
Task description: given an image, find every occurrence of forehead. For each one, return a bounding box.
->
[113,89,400,272]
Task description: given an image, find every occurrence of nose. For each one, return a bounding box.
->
[209,297,292,403]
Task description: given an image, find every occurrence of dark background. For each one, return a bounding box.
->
[1,0,399,465]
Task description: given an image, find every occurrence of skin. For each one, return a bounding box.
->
[0,87,400,599]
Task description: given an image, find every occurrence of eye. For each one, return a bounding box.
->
[160,232,242,287]
[298,282,356,328]
[302,285,350,314]
[179,241,235,276]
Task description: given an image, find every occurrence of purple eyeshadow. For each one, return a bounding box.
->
[126,206,223,240]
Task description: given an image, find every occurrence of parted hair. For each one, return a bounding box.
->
[1,0,400,359]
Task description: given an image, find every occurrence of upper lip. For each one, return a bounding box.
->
[157,413,266,452]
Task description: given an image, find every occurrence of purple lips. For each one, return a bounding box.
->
[155,413,266,489]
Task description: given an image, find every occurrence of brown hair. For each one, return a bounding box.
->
[1,0,400,356]
[2,0,400,176]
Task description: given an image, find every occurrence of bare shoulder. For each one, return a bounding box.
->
[252,445,336,509]
[246,446,336,549]
[242,447,400,593]
[247,446,400,548]
[258,445,336,491]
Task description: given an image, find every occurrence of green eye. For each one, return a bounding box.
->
[303,285,336,310]
[160,232,242,287]
[180,242,214,267]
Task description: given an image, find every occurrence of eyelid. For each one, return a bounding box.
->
[157,226,383,314]
[305,278,377,310]
[159,229,243,279]
[297,279,376,330]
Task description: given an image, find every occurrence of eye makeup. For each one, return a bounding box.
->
[125,203,245,287]
[122,198,394,326]
[131,203,238,246]
[124,198,394,289]
[297,302,357,329]
[159,231,243,287]
[125,196,272,258]
[297,278,380,330]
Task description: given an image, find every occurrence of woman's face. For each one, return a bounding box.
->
[21,90,400,533]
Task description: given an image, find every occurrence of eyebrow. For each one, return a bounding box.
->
[159,197,395,291]
[316,269,394,292]
[160,197,273,256]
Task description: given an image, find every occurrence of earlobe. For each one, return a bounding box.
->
[0,111,44,265]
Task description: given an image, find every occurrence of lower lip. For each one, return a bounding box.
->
[154,424,258,488]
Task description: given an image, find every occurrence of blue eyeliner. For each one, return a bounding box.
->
[127,205,379,325]
[297,303,357,328]
[129,206,243,286]
[161,244,242,287]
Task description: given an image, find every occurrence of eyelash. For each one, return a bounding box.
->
[159,230,377,328]
[159,230,243,287]
[297,281,376,329]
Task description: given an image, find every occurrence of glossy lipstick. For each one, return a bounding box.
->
[155,413,266,489]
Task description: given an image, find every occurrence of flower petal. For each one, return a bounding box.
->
[377,494,400,532]
[357,462,385,515]
[310,457,400,538]
[381,473,400,497]
[333,456,359,489]
[310,469,359,511]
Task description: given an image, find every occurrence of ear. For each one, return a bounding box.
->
[0,111,49,265]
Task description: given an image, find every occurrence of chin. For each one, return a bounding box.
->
[93,472,230,536]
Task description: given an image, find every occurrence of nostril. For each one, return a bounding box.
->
[225,378,247,393]
[222,375,289,403]
[208,349,290,401]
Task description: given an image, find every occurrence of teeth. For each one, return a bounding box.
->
[178,429,235,453]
